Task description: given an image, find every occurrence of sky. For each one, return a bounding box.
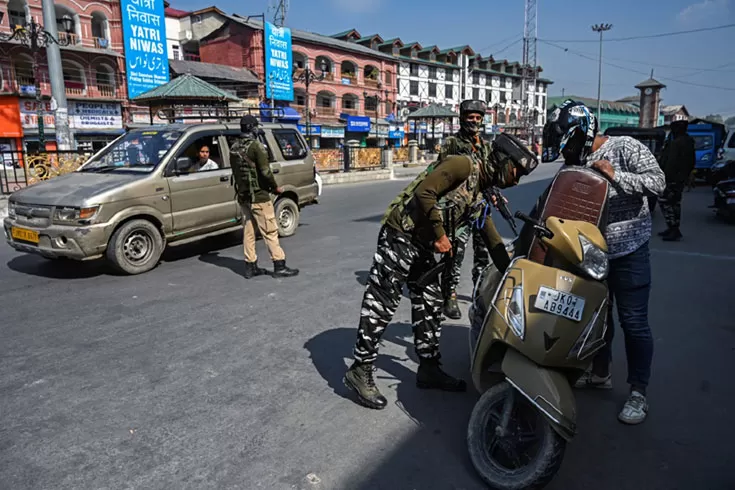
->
[171,0,735,118]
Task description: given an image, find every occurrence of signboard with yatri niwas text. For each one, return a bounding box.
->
[121,0,169,99]
[264,22,293,101]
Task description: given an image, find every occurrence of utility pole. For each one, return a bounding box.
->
[42,0,73,150]
[269,0,288,27]
[592,23,612,125]
[521,0,538,142]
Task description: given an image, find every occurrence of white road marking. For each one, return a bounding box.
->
[650,249,735,261]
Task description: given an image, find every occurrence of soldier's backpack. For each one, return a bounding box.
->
[229,138,258,203]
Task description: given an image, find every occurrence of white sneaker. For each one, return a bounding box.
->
[618,391,648,425]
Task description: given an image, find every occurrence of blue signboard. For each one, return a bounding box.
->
[297,124,321,136]
[389,127,405,139]
[120,0,169,99]
[265,22,293,101]
[346,115,371,132]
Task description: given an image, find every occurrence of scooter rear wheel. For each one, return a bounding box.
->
[467,381,566,490]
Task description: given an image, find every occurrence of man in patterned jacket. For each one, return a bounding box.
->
[544,100,666,425]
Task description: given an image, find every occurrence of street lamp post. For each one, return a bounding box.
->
[0,12,72,150]
[591,23,613,125]
[363,90,386,142]
[292,56,327,148]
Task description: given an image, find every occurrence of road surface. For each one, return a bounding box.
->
[1,162,734,490]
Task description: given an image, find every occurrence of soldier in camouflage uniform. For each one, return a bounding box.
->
[658,116,695,242]
[230,115,299,278]
[440,100,521,320]
[343,152,522,410]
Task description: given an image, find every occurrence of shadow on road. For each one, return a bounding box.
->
[353,214,385,223]
[6,255,109,279]
[162,231,242,263]
[304,322,481,488]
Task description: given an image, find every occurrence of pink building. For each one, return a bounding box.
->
[0,0,128,151]
[199,15,399,148]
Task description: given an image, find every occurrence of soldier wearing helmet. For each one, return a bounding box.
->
[543,99,665,425]
[438,100,524,320]
[342,105,538,411]
[229,114,299,278]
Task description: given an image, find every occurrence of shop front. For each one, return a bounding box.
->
[319,126,345,149]
[342,114,372,147]
[297,123,322,149]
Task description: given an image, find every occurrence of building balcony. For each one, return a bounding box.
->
[316,106,336,116]
[58,32,79,45]
[341,108,358,116]
[184,53,201,62]
[93,37,110,49]
[96,84,116,98]
[363,78,380,88]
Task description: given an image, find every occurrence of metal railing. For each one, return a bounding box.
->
[1,150,91,195]
[312,147,384,173]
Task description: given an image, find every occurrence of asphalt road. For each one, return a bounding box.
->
[1,163,734,490]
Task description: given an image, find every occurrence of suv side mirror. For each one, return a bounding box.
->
[173,156,193,175]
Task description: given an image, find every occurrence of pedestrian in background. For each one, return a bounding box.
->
[658,115,696,241]
[230,115,299,279]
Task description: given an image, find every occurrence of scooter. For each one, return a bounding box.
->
[466,166,611,489]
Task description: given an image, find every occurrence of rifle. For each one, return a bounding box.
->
[482,187,519,237]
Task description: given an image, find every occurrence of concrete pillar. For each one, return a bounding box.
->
[344,140,360,171]
[408,140,418,164]
[382,147,394,179]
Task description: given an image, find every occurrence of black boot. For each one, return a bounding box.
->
[243,261,268,279]
[344,361,387,410]
[416,357,467,392]
[662,227,683,241]
[658,227,672,237]
[443,291,462,320]
[272,259,299,278]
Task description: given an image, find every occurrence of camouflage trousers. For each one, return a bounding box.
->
[353,225,444,364]
[446,223,490,293]
[659,182,684,229]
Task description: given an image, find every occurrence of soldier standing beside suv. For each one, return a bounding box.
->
[658,116,696,241]
[230,115,299,279]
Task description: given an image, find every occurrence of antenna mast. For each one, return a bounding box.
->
[521,0,538,142]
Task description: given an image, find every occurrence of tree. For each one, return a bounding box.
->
[725,116,735,126]
[703,114,724,124]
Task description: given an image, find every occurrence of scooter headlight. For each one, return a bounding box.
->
[578,234,609,281]
[505,286,525,340]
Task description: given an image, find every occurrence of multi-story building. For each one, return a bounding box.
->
[0,0,128,152]
[198,15,400,149]
[330,29,553,144]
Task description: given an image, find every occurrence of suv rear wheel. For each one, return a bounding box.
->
[275,197,299,237]
[106,219,164,275]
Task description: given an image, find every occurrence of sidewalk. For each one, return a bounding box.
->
[320,161,433,186]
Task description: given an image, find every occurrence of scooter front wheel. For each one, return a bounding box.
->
[467,381,566,490]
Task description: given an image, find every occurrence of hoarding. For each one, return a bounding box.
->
[121,0,169,99]
[264,21,294,101]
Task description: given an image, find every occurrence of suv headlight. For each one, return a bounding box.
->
[578,234,609,281]
[53,206,99,224]
[7,201,16,218]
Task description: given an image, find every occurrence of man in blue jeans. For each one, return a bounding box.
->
[543,100,665,424]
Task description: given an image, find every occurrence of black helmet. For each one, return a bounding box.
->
[492,132,538,177]
[240,114,259,135]
[542,99,598,164]
[459,100,486,134]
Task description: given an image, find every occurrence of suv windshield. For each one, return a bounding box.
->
[80,129,183,173]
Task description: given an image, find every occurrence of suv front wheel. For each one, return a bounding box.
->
[106,219,164,275]
[275,197,299,237]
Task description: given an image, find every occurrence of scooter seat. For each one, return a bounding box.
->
[527,167,610,265]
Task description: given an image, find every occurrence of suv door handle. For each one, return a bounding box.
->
[220,175,229,182]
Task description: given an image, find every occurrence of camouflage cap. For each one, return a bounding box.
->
[460,100,486,116]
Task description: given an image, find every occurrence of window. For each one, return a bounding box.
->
[693,135,713,151]
[472,87,480,100]
[428,82,437,97]
[384,71,392,85]
[446,70,454,82]
[365,96,377,112]
[428,66,437,79]
[226,132,275,162]
[410,80,419,96]
[728,132,735,148]
[385,100,392,115]
[392,46,399,56]
[172,45,180,60]
[272,129,307,161]
[295,93,306,105]
[472,73,480,84]
[410,64,419,76]
[177,136,223,173]
[445,84,453,99]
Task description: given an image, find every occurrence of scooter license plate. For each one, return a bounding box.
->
[535,286,585,322]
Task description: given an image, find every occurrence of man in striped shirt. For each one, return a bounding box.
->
[544,100,665,425]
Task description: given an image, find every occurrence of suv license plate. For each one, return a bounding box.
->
[11,226,39,244]
[535,286,585,322]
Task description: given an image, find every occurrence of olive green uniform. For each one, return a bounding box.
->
[353,155,505,364]
[658,133,696,231]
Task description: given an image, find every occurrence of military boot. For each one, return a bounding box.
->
[416,358,467,392]
[344,361,387,410]
[443,291,462,320]
[662,228,683,241]
[273,260,299,278]
[658,228,672,237]
[243,261,268,279]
